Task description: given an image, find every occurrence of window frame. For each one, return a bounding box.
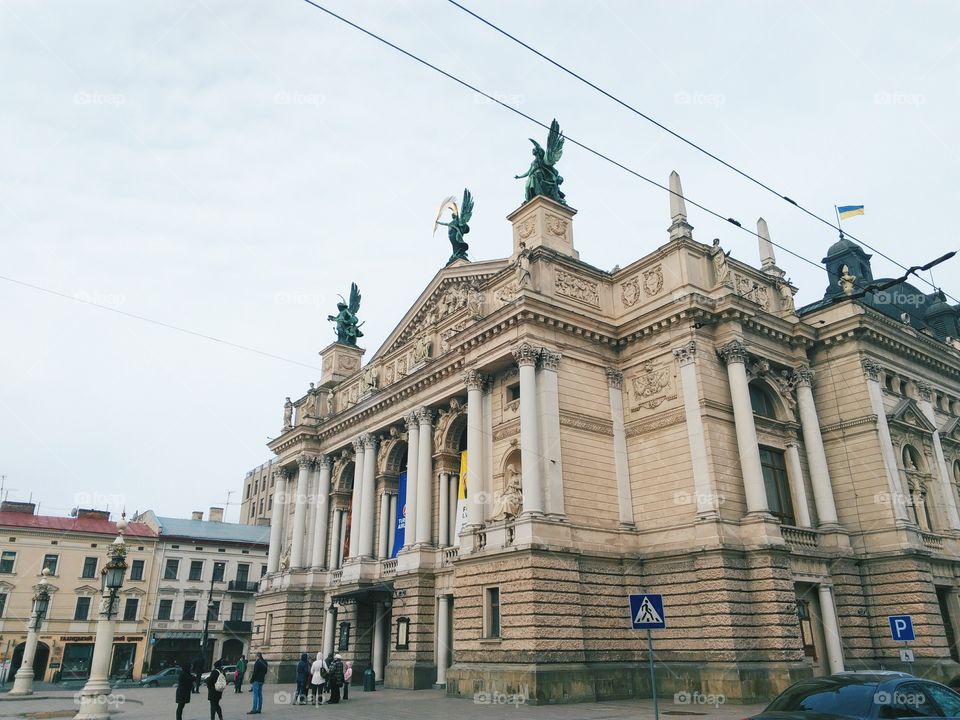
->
[759,445,795,525]
[129,559,145,582]
[188,560,204,582]
[0,550,17,574]
[157,598,173,620]
[122,598,138,622]
[42,553,60,576]
[74,596,92,621]
[213,562,226,582]
[182,599,197,621]
[81,556,98,579]
[163,558,180,580]
[484,585,502,639]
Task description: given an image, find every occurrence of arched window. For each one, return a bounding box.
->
[750,383,778,419]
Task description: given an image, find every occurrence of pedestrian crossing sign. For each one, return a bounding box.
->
[629,593,665,629]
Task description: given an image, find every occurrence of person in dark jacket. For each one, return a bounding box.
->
[295,653,310,705]
[205,660,225,720]
[175,661,193,720]
[327,654,344,704]
[193,659,203,693]
[248,652,268,714]
[234,655,246,693]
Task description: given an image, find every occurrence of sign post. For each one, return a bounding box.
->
[630,593,666,720]
[888,615,915,671]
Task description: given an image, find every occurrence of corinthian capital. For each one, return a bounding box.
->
[462,369,489,391]
[605,367,624,389]
[317,453,332,469]
[272,467,292,483]
[511,342,541,367]
[717,339,748,365]
[861,357,882,381]
[791,365,814,388]
[362,433,378,450]
[672,341,696,366]
[352,436,365,453]
[416,407,434,426]
[540,349,562,372]
[297,454,315,470]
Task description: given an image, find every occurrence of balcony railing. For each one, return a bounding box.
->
[330,569,343,586]
[920,531,944,551]
[223,620,253,634]
[442,547,459,566]
[227,580,258,593]
[781,525,819,549]
[380,559,397,577]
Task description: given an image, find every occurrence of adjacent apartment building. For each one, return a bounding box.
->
[0,502,158,683]
[239,460,276,527]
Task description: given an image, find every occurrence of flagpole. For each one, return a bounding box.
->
[834,205,844,239]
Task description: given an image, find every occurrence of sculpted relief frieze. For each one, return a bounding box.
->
[735,273,771,311]
[555,269,600,307]
[629,360,677,411]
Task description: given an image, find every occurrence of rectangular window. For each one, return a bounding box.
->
[157,598,173,620]
[183,600,197,621]
[164,559,179,580]
[267,496,272,511]
[507,382,521,403]
[264,612,273,643]
[230,602,245,621]
[795,596,817,660]
[485,586,501,638]
[208,601,220,621]
[188,560,203,581]
[81,557,98,578]
[759,447,795,525]
[42,554,59,575]
[213,562,226,582]
[260,564,267,578]
[123,598,138,621]
[338,621,350,651]
[937,587,960,662]
[0,551,14,573]
[130,559,145,581]
[74,596,91,620]
[0,593,6,617]
[236,563,250,583]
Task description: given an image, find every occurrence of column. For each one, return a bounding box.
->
[513,342,544,515]
[784,440,813,528]
[359,434,378,558]
[918,381,960,530]
[863,359,910,522]
[311,455,332,569]
[10,609,41,694]
[304,468,317,568]
[439,472,450,546]
[322,605,337,657]
[348,437,365,558]
[372,603,386,682]
[448,475,458,543]
[717,340,769,515]
[674,342,718,515]
[539,350,566,516]
[818,584,845,673]
[464,370,486,527]
[378,492,391,558]
[436,595,451,686]
[482,381,493,522]
[75,594,118,719]
[336,511,347,568]
[387,493,397,555]
[606,368,635,527]
[415,408,434,545]
[328,508,343,570]
[290,454,313,569]
[793,367,840,527]
[404,412,420,549]
[266,469,289,573]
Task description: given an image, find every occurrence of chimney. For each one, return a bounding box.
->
[0,500,36,514]
[191,511,203,521]
[209,507,224,523]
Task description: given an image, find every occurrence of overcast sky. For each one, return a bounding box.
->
[2,1,957,523]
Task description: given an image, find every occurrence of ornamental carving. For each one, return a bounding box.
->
[559,412,613,436]
[735,274,770,310]
[555,270,599,307]
[384,363,395,386]
[434,398,465,450]
[546,214,567,237]
[630,360,675,410]
[440,319,472,353]
[338,354,360,371]
[625,409,686,437]
[717,339,748,365]
[621,277,641,308]
[518,218,535,239]
[512,342,541,367]
[862,357,882,381]
[672,341,696,366]
[606,367,624,389]
[463,369,489,391]
[643,265,664,296]
[541,350,562,372]
[492,419,520,441]
[494,281,519,307]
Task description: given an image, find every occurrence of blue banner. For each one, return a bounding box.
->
[391,470,407,557]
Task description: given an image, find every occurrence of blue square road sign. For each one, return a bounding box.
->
[630,593,665,629]
[888,615,915,642]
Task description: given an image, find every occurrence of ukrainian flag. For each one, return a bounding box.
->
[838,204,865,220]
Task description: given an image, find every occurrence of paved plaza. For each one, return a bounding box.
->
[0,686,767,720]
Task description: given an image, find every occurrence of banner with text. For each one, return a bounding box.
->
[391,470,407,557]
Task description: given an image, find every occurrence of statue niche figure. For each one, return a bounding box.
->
[434,188,474,265]
[327,282,363,346]
[492,464,523,521]
[515,118,566,205]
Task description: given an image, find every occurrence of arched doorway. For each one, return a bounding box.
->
[10,641,50,682]
[221,638,243,664]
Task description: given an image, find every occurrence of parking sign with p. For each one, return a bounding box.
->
[888,615,915,642]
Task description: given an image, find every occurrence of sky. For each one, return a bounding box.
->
[1,0,958,523]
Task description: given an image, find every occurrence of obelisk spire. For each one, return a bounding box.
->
[668,170,693,241]
[757,217,784,276]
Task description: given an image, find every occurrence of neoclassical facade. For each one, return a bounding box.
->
[252,177,960,703]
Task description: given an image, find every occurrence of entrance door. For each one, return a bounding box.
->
[795,585,829,677]
[110,644,136,680]
[10,641,50,682]
[61,643,95,681]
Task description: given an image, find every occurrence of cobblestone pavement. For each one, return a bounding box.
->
[0,685,767,720]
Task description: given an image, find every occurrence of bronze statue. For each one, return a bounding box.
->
[515,119,566,205]
[327,283,363,346]
[434,188,474,264]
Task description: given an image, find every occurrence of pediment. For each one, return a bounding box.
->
[888,398,936,434]
[74,584,100,595]
[369,257,510,363]
[124,587,146,597]
[0,580,14,593]
[940,416,960,444]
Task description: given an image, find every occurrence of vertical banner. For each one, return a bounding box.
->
[341,510,352,564]
[453,451,467,546]
[391,470,407,557]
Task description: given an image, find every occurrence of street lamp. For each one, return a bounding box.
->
[199,575,216,675]
[75,514,128,720]
[9,569,51,695]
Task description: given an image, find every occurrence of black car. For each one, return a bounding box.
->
[750,672,960,720]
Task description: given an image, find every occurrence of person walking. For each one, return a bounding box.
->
[234,655,246,693]
[205,660,226,720]
[327,653,344,704]
[309,651,327,705]
[193,659,204,694]
[175,660,193,720]
[248,652,268,714]
[295,653,310,705]
[342,661,352,701]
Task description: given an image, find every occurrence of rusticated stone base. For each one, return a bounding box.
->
[446,661,813,705]
[384,659,438,690]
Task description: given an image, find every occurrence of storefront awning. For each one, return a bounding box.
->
[331,582,393,605]
[153,632,203,639]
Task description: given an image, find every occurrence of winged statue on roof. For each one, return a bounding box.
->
[515,118,566,205]
[327,282,363,346]
[433,188,474,265]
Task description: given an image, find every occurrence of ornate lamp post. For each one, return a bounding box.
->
[75,515,127,720]
[9,568,51,695]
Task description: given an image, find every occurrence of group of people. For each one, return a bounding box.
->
[294,651,350,705]
[174,652,269,719]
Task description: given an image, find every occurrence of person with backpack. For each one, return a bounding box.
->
[234,655,246,693]
[248,652,268,714]
[175,660,193,720]
[309,651,327,705]
[342,661,352,701]
[205,660,226,720]
[295,653,310,705]
[327,654,344,704]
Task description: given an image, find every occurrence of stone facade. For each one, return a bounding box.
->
[248,186,960,704]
